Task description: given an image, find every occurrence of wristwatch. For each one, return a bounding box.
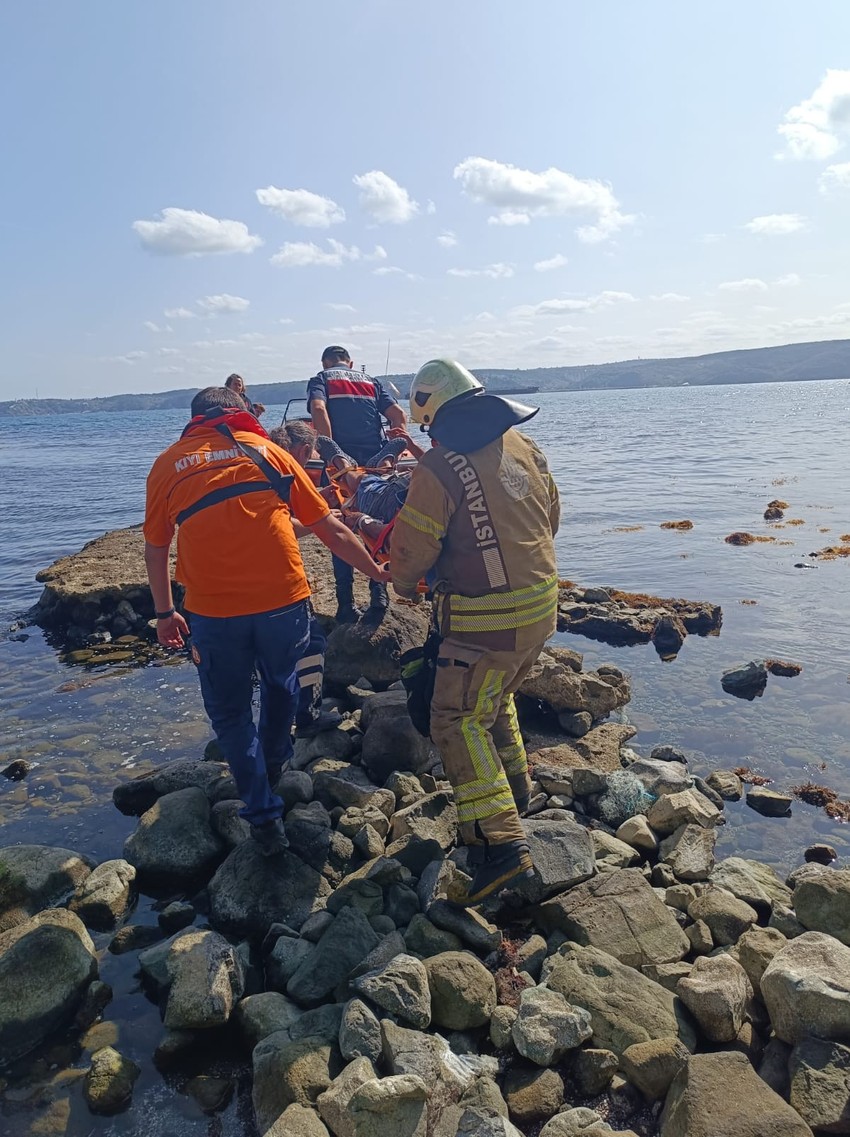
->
[155,607,176,620]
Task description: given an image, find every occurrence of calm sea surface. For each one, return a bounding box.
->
[1,380,850,1135]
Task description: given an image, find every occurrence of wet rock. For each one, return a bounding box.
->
[210,799,251,849]
[325,606,429,688]
[317,1056,377,1137]
[721,661,769,700]
[354,952,431,1028]
[152,1028,196,1072]
[710,856,792,912]
[794,867,850,945]
[788,1037,850,1134]
[647,789,720,835]
[186,1075,234,1114]
[234,992,303,1048]
[252,1035,340,1130]
[805,843,838,865]
[124,786,225,885]
[74,979,113,1030]
[208,840,330,938]
[658,824,716,882]
[543,943,696,1057]
[620,1037,688,1100]
[158,900,195,935]
[705,770,744,801]
[112,758,237,816]
[108,923,162,954]
[340,997,383,1063]
[0,844,94,932]
[616,814,658,853]
[0,908,97,1061]
[687,889,758,945]
[736,926,787,993]
[83,1046,140,1115]
[1,759,31,781]
[536,867,690,968]
[138,928,193,990]
[425,951,497,1030]
[652,613,687,657]
[512,985,592,1066]
[677,955,752,1042]
[164,929,244,1029]
[288,907,380,1006]
[747,787,792,817]
[503,1066,564,1126]
[69,859,135,930]
[659,1051,814,1137]
[761,931,850,1044]
[348,1074,429,1137]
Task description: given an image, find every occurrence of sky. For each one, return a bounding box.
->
[3,1,850,399]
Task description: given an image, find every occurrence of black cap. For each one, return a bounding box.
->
[322,345,349,363]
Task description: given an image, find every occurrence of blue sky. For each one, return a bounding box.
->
[3,1,850,399]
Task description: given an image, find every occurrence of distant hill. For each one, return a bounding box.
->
[3,338,850,416]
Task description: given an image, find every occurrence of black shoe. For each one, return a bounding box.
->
[335,603,363,624]
[368,582,389,612]
[294,710,344,739]
[452,841,534,906]
[250,818,289,857]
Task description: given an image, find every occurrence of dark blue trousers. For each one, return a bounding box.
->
[188,600,310,826]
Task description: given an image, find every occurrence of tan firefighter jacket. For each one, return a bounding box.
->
[391,429,561,652]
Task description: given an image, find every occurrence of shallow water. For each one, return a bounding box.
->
[1,381,850,1133]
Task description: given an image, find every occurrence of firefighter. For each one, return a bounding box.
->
[390,359,561,904]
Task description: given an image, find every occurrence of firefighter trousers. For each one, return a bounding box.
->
[430,637,543,846]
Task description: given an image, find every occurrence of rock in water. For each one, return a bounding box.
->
[0,844,94,932]
[721,661,768,700]
[746,787,793,817]
[208,841,330,938]
[660,1051,814,1136]
[112,758,237,816]
[164,929,244,1029]
[761,932,850,1044]
[83,1046,140,1115]
[360,691,434,783]
[325,606,429,688]
[69,859,136,930]
[651,613,687,658]
[123,786,225,885]
[0,908,98,1062]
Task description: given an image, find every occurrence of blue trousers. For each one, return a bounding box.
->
[295,611,327,728]
[188,600,310,826]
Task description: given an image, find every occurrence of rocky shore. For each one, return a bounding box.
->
[1,592,846,1137]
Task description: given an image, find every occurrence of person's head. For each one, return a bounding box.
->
[270,420,317,467]
[225,373,246,394]
[191,386,245,418]
[321,345,352,369]
[408,358,483,428]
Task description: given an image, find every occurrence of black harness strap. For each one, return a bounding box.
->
[176,420,294,527]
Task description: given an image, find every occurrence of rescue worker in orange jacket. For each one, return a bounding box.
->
[390,359,561,904]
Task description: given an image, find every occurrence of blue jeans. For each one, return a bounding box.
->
[188,600,310,826]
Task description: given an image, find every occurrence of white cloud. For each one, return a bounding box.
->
[454,156,634,241]
[437,230,458,248]
[353,170,419,223]
[255,186,345,227]
[280,318,295,325]
[373,266,420,281]
[718,278,769,292]
[651,292,690,302]
[143,320,161,332]
[426,200,437,215]
[515,290,635,317]
[326,303,357,312]
[158,347,181,356]
[778,70,850,159]
[271,239,362,268]
[534,254,569,272]
[744,213,807,236]
[775,273,801,287]
[164,306,195,320]
[447,263,515,279]
[370,245,388,261]
[132,207,262,255]
[819,161,850,193]
[198,294,250,314]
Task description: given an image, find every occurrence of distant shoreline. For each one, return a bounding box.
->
[2,336,849,417]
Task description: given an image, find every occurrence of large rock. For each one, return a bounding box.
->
[620,1037,689,1100]
[340,998,383,1063]
[647,789,720,835]
[658,824,716,882]
[789,1037,850,1134]
[354,953,431,1029]
[503,1066,564,1126]
[325,606,430,688]
[710,857,792,912]
[425,951,497,1030]
[285,802,356,886]
[123,786,225,884]
[687,888,758,945]
[208,841,330,937]
[253,1033,341,1132]
[736,926,787,994]
[360,691,434,783]
[0,908,98,1061]
[317,1056,377,1137]
[676,955,752,1043]
[518,817,596,903]
[660,1051,814,1136]
[287,907,380,1006]
[112,758,237,816]
[794,868,850,946]
[625,758,693,797]
[511,985,592,1066]
[381,1019,472,1108]
[68,859,136,931]
[536,868,690,968]
[164,929,244,1029]
[390,792,457,852]
[520,653,631,719]
[234,992,303,1049]
[761,932,850,1044]
[347,1075,429,1137]
[265,1103,330,1137]
[542,944,695,1057]
[83,1045,140,1115]
[0,844,94,932]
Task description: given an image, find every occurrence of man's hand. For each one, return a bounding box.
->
[157,612,190,649]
